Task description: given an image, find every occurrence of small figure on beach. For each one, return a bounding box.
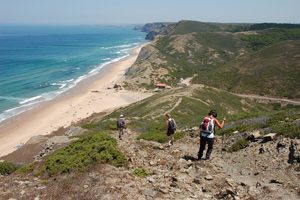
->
[166,113,177,147]
[116,115,126,140]
[197,109,226,161]
[14,142,24,149]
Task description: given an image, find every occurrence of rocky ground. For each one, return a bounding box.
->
[0,126,300,200]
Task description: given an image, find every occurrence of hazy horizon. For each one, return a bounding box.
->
[0,0,299,25]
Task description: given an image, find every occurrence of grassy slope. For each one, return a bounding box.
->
[150,25,249,85]
[192,40,300,99]
[84,85,271,142]
[148,21,300,99]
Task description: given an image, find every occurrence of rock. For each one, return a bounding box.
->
[144,189,158,198]
[248,186,261,196]
[158,146,164,150]
[205,175,213,180]
[170,182,178,187]
[149,161,155,166]
[159,188,168,194]
[34,136,79,160]
[270,179,284,184]
[248,131,261,140]
[225,178,236,187]
[263,133,276,141]
[194,190,203,197]
[64,126,87,137]
[193,178,201,184]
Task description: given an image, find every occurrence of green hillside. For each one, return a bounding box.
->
[129,21,300,99]
[192,40,300,99]
[170,20,222,35]
[148,30,249,85]
[83,85,271,142]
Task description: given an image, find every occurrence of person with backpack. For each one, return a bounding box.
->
[197,109,226,161]
[116,114,126,140]
[166,113,177,146]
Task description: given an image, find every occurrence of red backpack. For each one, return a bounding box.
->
[199,116,214,134]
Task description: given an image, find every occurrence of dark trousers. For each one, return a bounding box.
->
[198,135,214,159]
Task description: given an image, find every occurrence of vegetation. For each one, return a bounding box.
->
[0,161,16,175]
[81,86,273,146]
[242,28,300,51]
[227,139,250,152]
[39,132,126,175]
[133,168,150,177]
[131,21,300,99]
[170,20,222,35]
[218,108,300,140]
[192,40,300,99]
[263,110,300,138]
[15,162,36,174]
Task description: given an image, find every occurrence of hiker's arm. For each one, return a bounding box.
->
[215,118,226,129]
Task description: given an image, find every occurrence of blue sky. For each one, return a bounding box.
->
[0,0,299,25]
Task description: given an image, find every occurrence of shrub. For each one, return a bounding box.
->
[227,139,250,153]
[133,168,150,177]
[39,132,126,175]
[0,161,16,175]
[15,162,36,174]
[81,123,97,130]
[271,102,281,110]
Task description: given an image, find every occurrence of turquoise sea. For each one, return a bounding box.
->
[0,25,147,122]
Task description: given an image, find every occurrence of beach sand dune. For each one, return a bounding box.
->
[0,45,151,158]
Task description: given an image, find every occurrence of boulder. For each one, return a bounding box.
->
[64,126,87,137]
[263,133,276,142]
[247,131,262,141]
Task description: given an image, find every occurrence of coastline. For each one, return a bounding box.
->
[0,44,151,158]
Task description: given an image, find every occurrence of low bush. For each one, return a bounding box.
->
[15,162,36,174]
[0,161,16,175]
[39,132,126,175]
[227,139,250,153]
[133,168,150,177]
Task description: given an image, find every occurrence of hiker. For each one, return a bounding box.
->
[116,115,126,140]
[197,109,226,160]
[166,113,177,146]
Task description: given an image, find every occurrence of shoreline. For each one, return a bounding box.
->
[0,44,151,158]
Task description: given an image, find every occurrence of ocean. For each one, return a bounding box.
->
[0,24,147,123]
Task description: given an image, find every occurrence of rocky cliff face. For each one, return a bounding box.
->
[141,22,176,40]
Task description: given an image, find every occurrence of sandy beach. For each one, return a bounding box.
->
[0,45,151,157]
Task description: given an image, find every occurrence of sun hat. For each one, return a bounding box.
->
[120,114,124,118]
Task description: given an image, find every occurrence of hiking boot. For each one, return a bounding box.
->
[204,158,211,162]
[171,141,174,145]
[196,156,202,161]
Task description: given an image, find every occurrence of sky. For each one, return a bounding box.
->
[0,0,299,25]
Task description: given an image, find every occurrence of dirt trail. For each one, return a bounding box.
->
[236,94,300,105]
